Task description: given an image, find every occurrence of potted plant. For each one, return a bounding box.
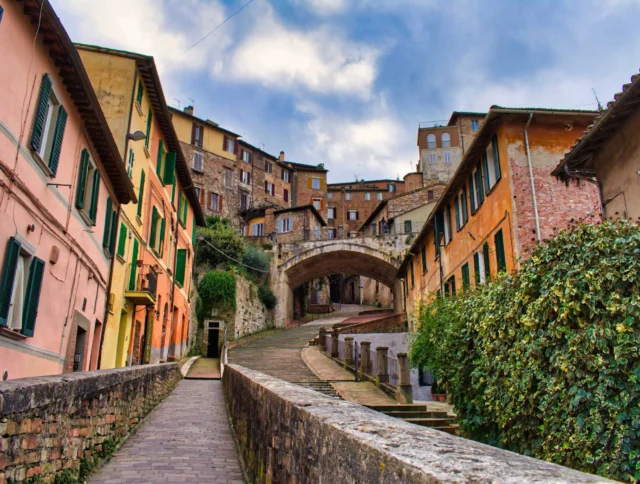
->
[431,379,447,402]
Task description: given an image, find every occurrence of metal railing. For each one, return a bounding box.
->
[133,264,158,296]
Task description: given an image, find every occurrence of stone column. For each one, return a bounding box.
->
[359,341,371,378]
[395,352,413,404]
[376,346,389,384]
[319,328,327,352]
[393,279,405,314]
[331,331,339,358]
[344,337,354,366]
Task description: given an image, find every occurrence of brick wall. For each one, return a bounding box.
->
[292,169,327,209]
[0,364,181,483]
[273,208,323,244]
[328,189,387,236]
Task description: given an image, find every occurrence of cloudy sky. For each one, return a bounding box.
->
[52,0,640,183]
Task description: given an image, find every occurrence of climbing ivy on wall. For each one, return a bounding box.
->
[198,270,237,316]
[409,219,640,482]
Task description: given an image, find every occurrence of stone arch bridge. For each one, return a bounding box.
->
[271,235,410,325]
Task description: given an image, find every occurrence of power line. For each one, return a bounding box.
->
[162,0,258,71]
[197,237,270,273]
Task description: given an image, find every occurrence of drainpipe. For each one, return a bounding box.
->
[524,113,542,243]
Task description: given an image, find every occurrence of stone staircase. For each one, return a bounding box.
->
[366,404,458,434]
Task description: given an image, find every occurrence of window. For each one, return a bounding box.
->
[311,178,321,190]
[126,148,134,178]
[283,188,289,203]
[223,136,235,153]
[252,223,265,236]
[209,192,220,211]
[348,210,359,221]
[193,151,203,172]
[313,199,322,210]
[428,153,437,165]
[471,120,479,131]
[454,188,468,230]
[495,229,507,272]
[444,151,451,163]
[346,192,352,201]
[282,170,290,182]
[102,197,118,257]
[31,74,67,176]
[177,192,188,227]
[194,187,203,206]
[447,276,457,297]
[144,108,152,149]
[443,204,453,245]
[191,124,203,149]
[483,242,491,277]
[116,223,127,258]
[135,80,143,105]
[74,149,101,225]
[327,228,336,239]
[265,161,273,174]
[470,166,485,212]
[421,245,427,273]
[441,132,451,148]
[175,249,187,287]
[223,168,233,188]
[137,171,145,219]
[242,150,252,164]
[377,192,383,201]
[428,190,434,201]
[365,192,370,201]
[240,192,249,211]
[427,133,436,149]
[328,192,333,200]
[327,207,336,219]
[148,206,166,256]
[404,220,412,234]
[348,232,358,238]
[265,182,275,196]
[0,237,45,337]
[240,169,250,185]
[277,216,293,233]
[388,183,396,193]
[409,258,415,288]
[462,263,470,290]
[474,250,486,285]
[482,136,502,192]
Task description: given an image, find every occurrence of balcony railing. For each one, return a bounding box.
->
[125,264,158,306]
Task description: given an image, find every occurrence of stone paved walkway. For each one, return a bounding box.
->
[90,380,244,484]
[185,357,221,379]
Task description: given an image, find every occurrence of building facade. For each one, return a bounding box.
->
[401,107,601,329]
[553,71,640,222]
[0,1,135,379]
[76,45,204,368]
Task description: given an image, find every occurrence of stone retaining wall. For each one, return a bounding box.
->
[337,313,407,334]
[0,364,181,483]
[223,364,612,483]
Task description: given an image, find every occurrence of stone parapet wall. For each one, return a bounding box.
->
[0,364,181,483]
[223,364,612,483]
[337,313,408,334]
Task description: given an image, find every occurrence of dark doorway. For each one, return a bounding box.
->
[207,328,219,358]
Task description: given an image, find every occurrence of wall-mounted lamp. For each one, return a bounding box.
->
[127,131,146,142]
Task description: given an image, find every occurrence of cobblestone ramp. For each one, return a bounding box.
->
[228,323,340,398]
[90,380,244,483]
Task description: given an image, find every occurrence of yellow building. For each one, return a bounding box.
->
[76,45,205,368]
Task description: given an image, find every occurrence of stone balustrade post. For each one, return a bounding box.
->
[319,328,327,352]
[376,346,389,384]
[344,337,354,366]
[331,331,339,358]
[359,341,371,378]
[395,352,413,404]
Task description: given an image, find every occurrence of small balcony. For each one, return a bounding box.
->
[125,264,158,306]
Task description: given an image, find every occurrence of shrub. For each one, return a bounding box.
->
[242,245,271,282]
[258,284,277,310]
[198,270,236,314]
[409,220,640,481]
[262,242,274,251]
[196,224,245,271]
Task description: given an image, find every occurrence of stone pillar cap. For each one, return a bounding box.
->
[360,340,371,345]
[376,346,389,350]
[397,352,407,357]
[344,337,354,341]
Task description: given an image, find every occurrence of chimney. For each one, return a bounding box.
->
[279,151,285,162]
[184,105,194,116]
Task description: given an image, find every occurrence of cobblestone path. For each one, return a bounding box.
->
[90,380,244,483]
[228,318,346,398]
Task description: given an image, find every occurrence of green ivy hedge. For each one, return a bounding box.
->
[409,220,640,481]
[198,270,236,317]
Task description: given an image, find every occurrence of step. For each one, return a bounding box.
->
[366,404,428,412]
[432,425,459,435]
[383,411,449,419]
[404,418,455,428]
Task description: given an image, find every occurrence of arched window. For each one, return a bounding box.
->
[427,133,436,149]
[441,132,451,148]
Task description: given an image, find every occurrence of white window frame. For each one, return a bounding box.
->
[225,138,235,153]
[443,209,451,245]
[242,150,251,163]
[346,192,352,201]
[311,178,321,190]
[328,192,333,199]
[277,217,293,233]
[265,161,272,174]
[348,210,358,221]
[471,167,481,209]
[477,250,486,283]
[327,228,336,239]
[441,132,451,148]
[6,237,36,332]
[377,192,383,201]
[209,192,219,211]
[193,151,204,172]
[365,192,370,200]
[241,171,250,184]
[456,190,466,229]
[252,223,265,236]
[484,142,499,190]
[37,91,61,162]
[327,207,336,219]
[429,153,437,165]
[283,170,290,182]
[313,199,322,210]
[444,151,451,163]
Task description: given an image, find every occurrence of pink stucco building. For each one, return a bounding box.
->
[0,0,135,380]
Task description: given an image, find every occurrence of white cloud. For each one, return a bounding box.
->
[293,0,347,15]
[225,6,379,98]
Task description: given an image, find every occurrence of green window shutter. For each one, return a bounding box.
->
[128,238,139,291]
[163,152,176,185]
[102,197,113,249]
[462,263,470,290]
[137,170,145,218]
[176,249,187,286]
[192,220,197,246]
[421,245,427,273]
[0,237,22,326]
[30,74,52,152]
[149,207,158,250]
[482,152,491,193]
[158,218,166,257]
[483,242,491,277]
[469,176,476,212]
[117,223,127,258]
[89,169,101,224]
[48,106,67,176]
[109,211,118,256]
[177,190,182,223]
[454,197,461,231]
[182,196,188,225]
[136,80,143,105]
[145,108,152,148]
[461,187,469,224]
[75,149,89,209]
[475,168,485,205]
[156,140,164,177]
[171,178,176,205]
[492,136,501,181]
[474,252,480,284]
[449,277,456,297]
[495,229,506,272]
[22,257,45,337]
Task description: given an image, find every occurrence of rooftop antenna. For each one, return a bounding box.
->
[188,97,195,107]
[260,142,266,150]
[173,98,181,109]
[592,88,603,112]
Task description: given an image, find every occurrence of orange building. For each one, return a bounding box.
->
[399,107,601,329]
